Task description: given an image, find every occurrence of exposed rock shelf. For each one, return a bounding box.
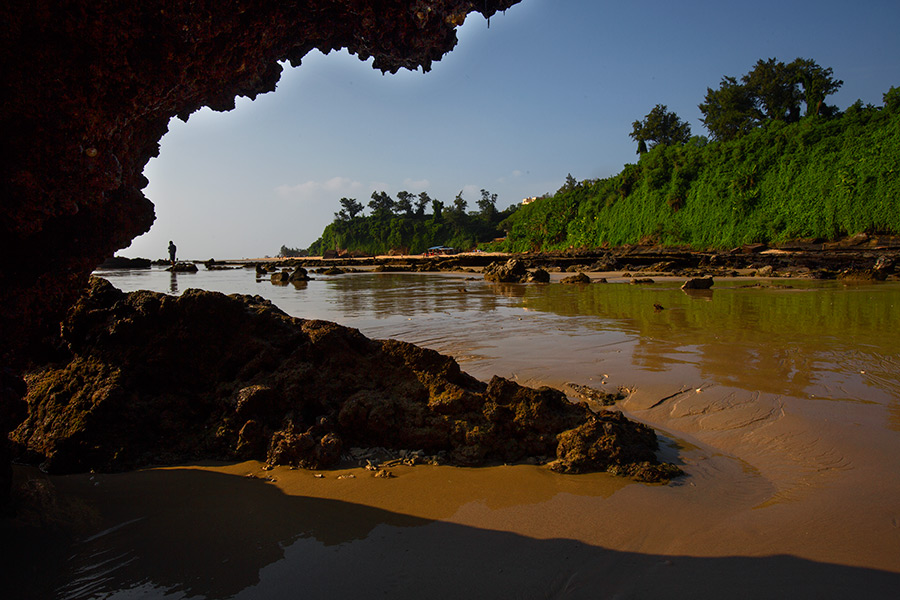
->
[12,278,680,482]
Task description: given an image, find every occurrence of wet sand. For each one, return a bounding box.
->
[6,270,900,598]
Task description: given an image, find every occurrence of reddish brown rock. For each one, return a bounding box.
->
[11,278,680,482]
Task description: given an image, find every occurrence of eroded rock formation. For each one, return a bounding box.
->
[11,278,680,481]
[1,0,521,503]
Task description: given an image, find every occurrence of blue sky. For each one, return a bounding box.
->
[126,0,900,259]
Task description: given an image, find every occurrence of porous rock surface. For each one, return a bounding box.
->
[0,0,521,503]
[11,278,680,482]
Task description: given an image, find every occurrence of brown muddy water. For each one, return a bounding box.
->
[6,267,900,599]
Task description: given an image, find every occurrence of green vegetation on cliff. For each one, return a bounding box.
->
[495,86,900,252]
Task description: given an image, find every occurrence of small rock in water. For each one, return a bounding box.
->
[681,277,714,290]
[564,382,627,406]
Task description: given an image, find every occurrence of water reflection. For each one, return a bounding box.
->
[518,280,900,404]
[94,267,900,414]
[320,274,512,320]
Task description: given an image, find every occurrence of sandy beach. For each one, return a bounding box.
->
[5,267,900,599]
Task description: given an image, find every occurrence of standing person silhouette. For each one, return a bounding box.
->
[168,241,176,266]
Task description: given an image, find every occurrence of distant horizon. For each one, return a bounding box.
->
[124,0,900,260]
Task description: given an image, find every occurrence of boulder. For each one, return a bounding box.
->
[11,278,680,482]
[560,273,591,284]
[681,277,714,290]
[167,262,198,273]
[483,259,529,283]
[289,267,311,282]
[525,268,550,283]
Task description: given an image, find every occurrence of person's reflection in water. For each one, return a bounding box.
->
[169,271,178,294]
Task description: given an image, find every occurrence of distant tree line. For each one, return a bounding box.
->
[301,188,517,256]
[279,245,307,257]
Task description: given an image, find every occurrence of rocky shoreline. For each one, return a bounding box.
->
[10,277,681,483]
[11,237,898,492]
[238,234,900,282]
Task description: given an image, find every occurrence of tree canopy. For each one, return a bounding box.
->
[700,57,843,140]
[305,189,516,256]
[630,104,692,154]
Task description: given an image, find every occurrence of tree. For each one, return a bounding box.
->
[340,197,363,219]
[742,58,802,122]
[558,173,578,193]
[415,191,431,217]
[790,57,843,116]
[699,76,761,141]
[630,104,692,154]
[452,190,468,214]
[430,198,444,221]
[885,86,900,113]
[477,188,498,219]
[395,190,415,216]
[368,191,395,218]
[700,57,843,140]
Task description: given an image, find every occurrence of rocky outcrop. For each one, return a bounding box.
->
[11,278,680,481]
[561,272,592,284]
[839,256,895,281]
[98,256,152,269]
[167,262,199,273]
[483,258,549,283]
[526,268,551,283]
[483,259,528,282]
[681,277,714,290]
[0,0,521,506]
[271,267,311,284]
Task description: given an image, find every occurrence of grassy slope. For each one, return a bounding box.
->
[498,103,900,252]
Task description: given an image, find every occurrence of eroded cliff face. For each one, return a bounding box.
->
[0,0,520,363]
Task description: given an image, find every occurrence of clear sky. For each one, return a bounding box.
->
[125,0,900,260]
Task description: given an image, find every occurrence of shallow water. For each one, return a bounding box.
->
[10,265,899,598]
[98,266,900,409]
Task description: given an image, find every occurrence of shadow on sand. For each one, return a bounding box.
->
[5,467,898,600]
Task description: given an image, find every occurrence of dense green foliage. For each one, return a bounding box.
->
[305,189,516,255]
[700,57,842,141]
[630,104,692,154]
[494,92,900,252]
